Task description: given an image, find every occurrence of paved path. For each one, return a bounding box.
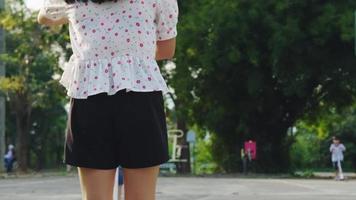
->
[1,176,356,200]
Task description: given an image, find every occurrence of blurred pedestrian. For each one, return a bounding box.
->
[241,148,247,174]
[330,136,346,180]
[118,166,124,200]
[4,144,16,173]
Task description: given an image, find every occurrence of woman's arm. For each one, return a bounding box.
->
[156,38,176,61]
[37,9,68,26]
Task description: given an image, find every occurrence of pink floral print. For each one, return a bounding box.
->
[45,0,178,99]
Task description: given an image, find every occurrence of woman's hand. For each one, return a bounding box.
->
[37,8,68,26]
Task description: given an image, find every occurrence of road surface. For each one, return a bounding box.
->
[0,176,356,200]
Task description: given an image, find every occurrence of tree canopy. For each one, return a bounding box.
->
[173,0,356,172]
[1,0,356,173]
[0,0,69,171]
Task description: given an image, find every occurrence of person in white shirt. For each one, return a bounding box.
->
[329,136,346,180]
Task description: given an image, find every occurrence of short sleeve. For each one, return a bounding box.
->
[41,0,69,20]
[155,0,179,41]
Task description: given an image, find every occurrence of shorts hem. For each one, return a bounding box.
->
[64,156,170,170]
[64,160,118,170]
[120,157,170,169]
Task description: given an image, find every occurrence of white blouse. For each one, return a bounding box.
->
[42,0,178,99]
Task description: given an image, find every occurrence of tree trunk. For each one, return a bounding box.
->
[15,111,31,172]
[36,123,50,171]
[252,126,291,173]
[13,94,32,172]
[36,147,45,171]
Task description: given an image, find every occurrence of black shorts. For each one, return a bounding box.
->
[63,90,169,169]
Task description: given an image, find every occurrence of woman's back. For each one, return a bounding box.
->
[67,0,177,60]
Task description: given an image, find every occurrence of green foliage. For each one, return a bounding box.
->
[0,2,67,101]
[189,126,218,174]
[195,137,217,174]
[293,169,315,178]
[0,0,69,170]
[290,131,323,170]
[291,105,356,171]
[174,0,356,172]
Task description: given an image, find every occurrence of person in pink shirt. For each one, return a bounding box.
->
[38,0,178,199]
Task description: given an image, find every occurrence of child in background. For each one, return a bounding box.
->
[330,136,346,180]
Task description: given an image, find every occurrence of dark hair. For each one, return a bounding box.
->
[65,0,116,4]
[332,136,340,141]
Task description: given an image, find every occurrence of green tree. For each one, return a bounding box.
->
[0,0,68,171]
[173,0,356,172]
[291,104,356,171]
[158,1,193,173]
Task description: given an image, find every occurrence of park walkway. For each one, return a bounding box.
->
[1,175,356,200]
